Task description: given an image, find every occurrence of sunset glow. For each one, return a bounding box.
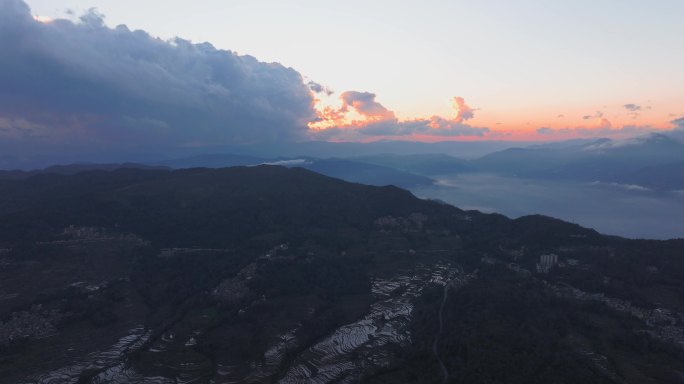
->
[307,90,679,142]
[31,14,51,23]
[0,0,680,151]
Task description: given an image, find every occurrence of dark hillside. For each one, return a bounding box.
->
[1,166,683,383]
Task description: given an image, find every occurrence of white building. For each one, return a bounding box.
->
[536,253,558,273]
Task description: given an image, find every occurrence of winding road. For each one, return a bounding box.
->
[432,282,450,384]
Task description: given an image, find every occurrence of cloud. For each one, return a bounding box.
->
[623,103,647,119]
[452,96,475,123]
[578,111,612,129]
[261,159,311,166]
[589,181,651,192]
[595,118,612,129]
[357,117,489,137]
[0,0,317,156]
[534,125,658,139]
[583,111,604,120]
[340,91,396,121]
[307,81,333,96]
[538,117,684,145]
[666,116,684,142]
[310,93,489,139]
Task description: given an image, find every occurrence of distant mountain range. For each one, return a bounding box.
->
[3,132,682,191]
[620,160,684,191]
[154,154,434,187]
[0,140,525,170]
[352,154,474,176]
[0,163,169,180]
[471,133,684,190]
[0,156,434,189]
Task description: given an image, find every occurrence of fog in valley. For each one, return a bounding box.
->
[411,173,684,240]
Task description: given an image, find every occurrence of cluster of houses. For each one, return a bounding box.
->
[0,306,62,346]
[39,225,149,246]
[374,213,428,232]
[547,282,684,349]
[536,253,559,273]
[535,253,580,273]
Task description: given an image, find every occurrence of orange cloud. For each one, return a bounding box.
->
[574,110,612,130]
[340,91,396,122]
[309,92,489,140]
[308,91,394,130]
[452,96,475,123]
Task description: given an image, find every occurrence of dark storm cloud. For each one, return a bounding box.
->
[0,0,316,154]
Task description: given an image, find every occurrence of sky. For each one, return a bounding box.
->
[2,0,684,155]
